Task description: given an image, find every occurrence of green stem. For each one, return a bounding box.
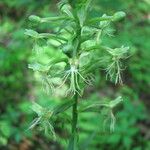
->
[41,16,72,22]
[68,81,79,150]
[87,16,113,24]
[70,20,82,150]
[72,92,78,134]
[39,33,67,42]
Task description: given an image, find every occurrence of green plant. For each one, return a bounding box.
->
[25,0,128,149]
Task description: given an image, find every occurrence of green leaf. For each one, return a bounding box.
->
[0,137,7,146]
[0,121,12,138]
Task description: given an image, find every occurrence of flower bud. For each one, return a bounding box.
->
[29,15,41,23]
[112,11,126,21]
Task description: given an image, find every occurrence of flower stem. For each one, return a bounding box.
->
[70,25,81,150]
[72,92,78,134]
[68,77,79,150]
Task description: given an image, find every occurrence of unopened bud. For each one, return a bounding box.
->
[112,11,126,21]
[29,15,41,23]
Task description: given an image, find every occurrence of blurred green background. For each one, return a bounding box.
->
[0,0,150,150]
